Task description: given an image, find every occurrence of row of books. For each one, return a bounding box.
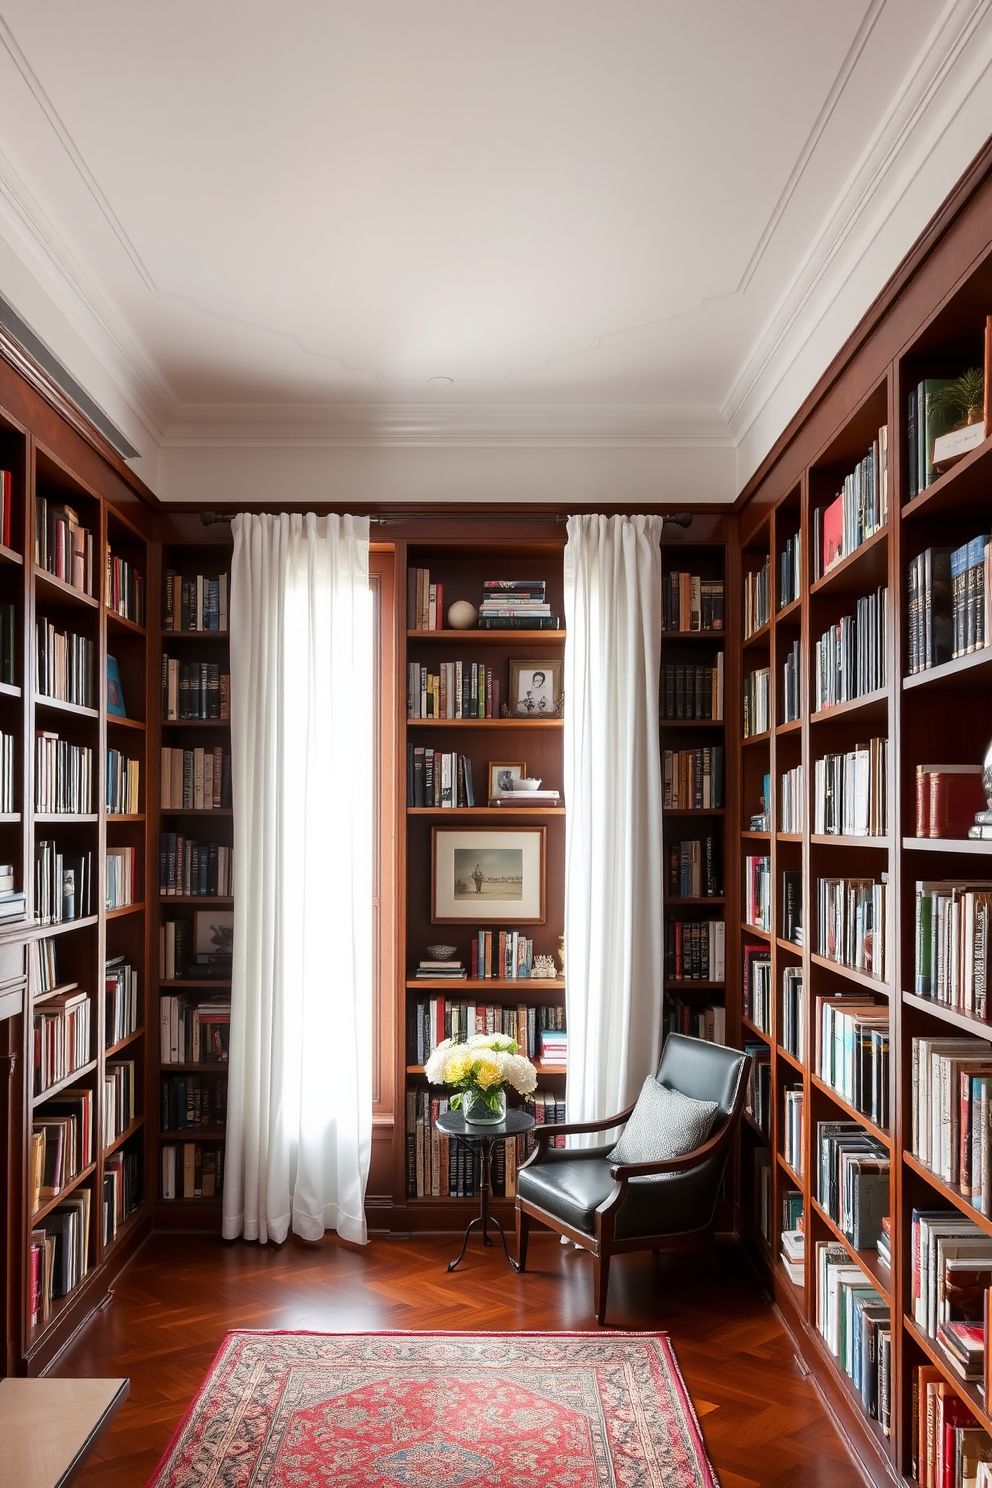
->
[105,846,138,910]
[663,571,724,633]
[907,374,984,501]
[159,919,232,982]
[910,1036,992,1212]
[103,1058,135,1144]
[750,771,770,832]
[470,929,541,980]
[405,1089,565,1199]
[743,943,771,1031]
[742,667,769,737]
[666,836,721,899]
[107,748,140,816]
[36,617,95,707]
[407,662,498,720]
[36,840,91,924]
[663,999,726,1045]
[915,764,984,838]
[780,764,803,834]
[0,600,13,687]
[744,854,770,932]
[162,570,228,632]
[408,1000,564,1065]
[783,1087,803,1175]
[161,658,231,721]
[745,1042,771,1134]
[948,533,992,659]
[30,1086,92,1207]
[744,557,770,638]
[818,993,890,1127]
[29,1190,90,1326]
[406,747,476,808]
[161,1141,224,1198]
[35,732,92,815]
[782,869,802,946]
[659,659,724,721]
[160,746,232,811]
[28,935,60,995]
[911,1365,992,1488]
[911,1208,992,1352]
[914,881,992,1015]
[815,1243,890,1433]
[36,496,94,597]
[812,426,888,581]
[0,469,12,550]
[33,989,89,1093]
[664,920,725,982]
[816,875,887,982]
[0,730,13,814]
[105,955,140,1049]
[662,746,724,810]
[161,1072,227,1132]
[159,995,231,1064]
[813,586,887,711]
[781,639,800,724]
[158,836,234,898]
[104,1148,141,1246]
[478,580,556,629]
[780,1222,803,1284]
[813,738,888,838]
[781,967,804,1062]
[780,533,801,609]
[106,548,145,627]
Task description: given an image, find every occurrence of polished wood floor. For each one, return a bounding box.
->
[58,1229,867,1487]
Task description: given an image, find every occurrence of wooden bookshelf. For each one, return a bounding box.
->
[733,145,992,1486]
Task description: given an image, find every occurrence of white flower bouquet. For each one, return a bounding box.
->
[425,1032,537,1122]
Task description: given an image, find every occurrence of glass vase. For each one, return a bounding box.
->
[463,1086,507,1125]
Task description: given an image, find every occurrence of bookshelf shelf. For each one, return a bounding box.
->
[406,718,563,730]
[903,1151,992,1241]
[103,1117,145,1158]
[742,730,771,747]
[105,1028,144,1058]
[902,432,992,520]
[810,1197,891,1302]
[743,1110,769,1142]
[669,896,726,906]
[0,542,22,566]
[810,1074,890,1148]
[33,565,99,608]
[29,1160,98,1226]
[775,718,803,736]
[32,1058,98,1107]
[405,976,564,992]
[161,628,229,642]
[901,834,992,853]
[664,807,725,817]
[34,695,99,720]
[31,913,100,938]
[776,1151,803,1189]
[406,807,566,818]
[807,952,889,995]
[658,718,725,729]
[776,1045,804,1075]
[159,807,233,818]
[775,937,802,955]
[776,596,802,623]
[776,832,802,843]
[106,611,146,637]
[107,716,146,732]
[903,1316,992,1438]
[900,988,992,1035]
[808,522,888,598]
[406,629,566,645]
[742,923,771,940]
[902,644,992,691]
[664,979,725,992]
[157,895,234,906]
[742,619,771,648]
[0,681,20,699]
[741,1014,770,1043]
[661,629,725,642]
[105,903,145,920]
[809,834,889,848]
[809,688,888,725]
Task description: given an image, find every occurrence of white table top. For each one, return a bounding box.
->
[0,1376,129,1488]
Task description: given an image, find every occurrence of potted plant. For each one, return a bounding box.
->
[424,1032,537,1123]
[929,367,986,471]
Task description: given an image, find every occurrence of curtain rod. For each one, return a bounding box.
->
[199,510,694,529]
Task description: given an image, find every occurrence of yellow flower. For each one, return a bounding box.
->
[472,1056,503,1090]
[444,1048,473,1083]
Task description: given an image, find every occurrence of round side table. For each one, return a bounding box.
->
[435,1107,536,1272]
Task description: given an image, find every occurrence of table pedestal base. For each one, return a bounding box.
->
[446,1132,522,1273]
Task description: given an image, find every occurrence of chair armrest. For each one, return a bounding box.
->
[606,1112,739,1181]
[518,1103,636,1174]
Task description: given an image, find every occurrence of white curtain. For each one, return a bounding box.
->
[563,514,665,1128]
[222,512,373,1245]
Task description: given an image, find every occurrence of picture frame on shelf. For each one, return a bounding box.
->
[106,655,126,717]
[488,760,527,798]
[508,659,562,718]
[194,908,234,959]
[431,825,546,924]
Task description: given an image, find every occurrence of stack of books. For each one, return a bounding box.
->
[915,763,984,837]
[538,1027,567,1065]
[477,580,558,630]
[490,788,560,808]
[780,1226,804,1285]
[414,958,466,979]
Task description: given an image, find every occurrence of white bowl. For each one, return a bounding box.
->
[512,778,543,791]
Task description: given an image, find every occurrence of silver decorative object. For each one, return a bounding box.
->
[531,954,557,979]
[969,735,992,839]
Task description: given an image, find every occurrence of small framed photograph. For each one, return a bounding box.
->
[194,909,234,959]
[432,826,546,924]
[488,760,527,798]
[508,659,562,718]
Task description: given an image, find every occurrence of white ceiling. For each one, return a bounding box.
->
[0,1,986,498]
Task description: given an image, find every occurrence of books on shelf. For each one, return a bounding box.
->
[750,772,770,832]
[662,747,724,809]
[33,991,90,1094]
[30,1188,91,1318]
[908,376,984,500]
[743,943,771,1032]
[414,959,466,979]
[35,497,94,596]
[915,764,985,838]
[103,1059,135,1144]
[34,731,93,815]
[105,956,140,1048]
[161,1141,225,1199]
[32,1087,93,1208]
[910,1365,991,1486]
[106,547,145,626]
[0,469,12,550]
[665,920,725,982]
[106,749,140,815]
[913,881,992,1014]
[780,765,803,834]
[35,841,92,925]
[745,1041,771,1134]
[406,747,476,807]
[667,836,721,899]
[815,1242,890,1430]
[28,936,60,997]
[490,789,561,807]
[35,618,95,708]
[158,835,234,898]
[816,875,887,981]
[161,657,231,721]
[660,658,724,720]
[408,997,563,1063]
[744,855,770,931]
[780,533,801,609]
[744,557,770,638]
[781,639,801,723]
[663,572,724,633]
[469,929,537,979]
[817,996,889,1125]
[814,739,888,837]
[910,1037,992,1209]
[783,1088,804,1176]
[664,997,726,1045]
[781,968,804,1062]
[782,871,803,946]
[407,662,497,720]
[812,427,888,581]
[911,1208,992,1345]
[162,571,228,632]
[743,667,770,737]
[160,746,232,811]
[159,996,230,1064]
[813,586,887,710]
[105,846,137,910]
[161,1071,228,1131]
[780,1224,804,1284]
[104,1148,140,1245]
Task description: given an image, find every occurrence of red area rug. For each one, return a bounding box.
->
[149,1329,718,1487]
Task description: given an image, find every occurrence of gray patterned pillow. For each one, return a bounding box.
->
[607,1077,718,1166]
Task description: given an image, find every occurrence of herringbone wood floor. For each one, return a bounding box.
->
[58,1229,867,1487]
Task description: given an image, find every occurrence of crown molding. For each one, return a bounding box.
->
[160,402,735,450]
[724,0,992,456]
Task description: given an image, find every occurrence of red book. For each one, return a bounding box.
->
[1,470,11,549]
[822,494,844,572]
[928,767,985,837]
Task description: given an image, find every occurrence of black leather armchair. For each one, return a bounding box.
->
[515,1033,751,1323]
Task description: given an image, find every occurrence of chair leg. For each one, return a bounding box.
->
[515,1205,530,1272]
[593,1250,611,1325]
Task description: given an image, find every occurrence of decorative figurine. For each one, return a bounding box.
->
[969,735,992,838]
[531,954,557,979]
[557,933,565,976]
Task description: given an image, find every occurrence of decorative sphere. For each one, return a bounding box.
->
[446,600,478,630]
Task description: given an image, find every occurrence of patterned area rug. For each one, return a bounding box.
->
[149,1330,719,1488]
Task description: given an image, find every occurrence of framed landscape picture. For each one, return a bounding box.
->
[431,825,546,924]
